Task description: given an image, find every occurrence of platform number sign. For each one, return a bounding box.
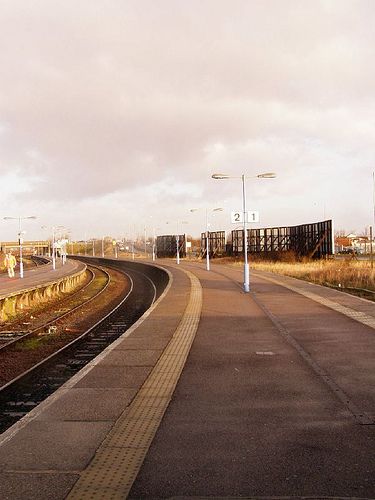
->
[231,212,242,223]
[247,211,260,223]
[231,211,260,224]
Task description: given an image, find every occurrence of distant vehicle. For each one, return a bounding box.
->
[340,247,361,255]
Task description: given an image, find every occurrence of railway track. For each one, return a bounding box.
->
[0,264,108,349]
[0,258,166,434]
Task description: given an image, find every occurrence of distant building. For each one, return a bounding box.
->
[335,234,373,254]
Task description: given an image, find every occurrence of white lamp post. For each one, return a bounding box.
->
[152,227,160,261]
[59,228,70,265]
[212,172,276,292]
[144,226,147,258]
[51,227,56,269]
[177,221,188,264]
[152,228,156,261]
[41,225,66,270]
[176,232,180,265]
[52,227,57,270]
[4,216,37,278]
[61,230,70,265]
[167,221,188,264]
[190,207,223,271]
[53,226,67,269]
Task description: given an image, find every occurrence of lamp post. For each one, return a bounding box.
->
[152,227,160,261]
[190,207,223,271]
[212,172,276,292]
[53,226,68,268]
[42,225,66,269]
[167,221,188,264]
[61,229,70,265]
[176,232,181,265]
[56,227,69,265]
[143,226,148,259]
[152,228,156,261]
[52,227,57,269]
[177,221,188,264]
[4,215,37,278]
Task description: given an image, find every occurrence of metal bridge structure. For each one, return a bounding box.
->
[0,240,50,256]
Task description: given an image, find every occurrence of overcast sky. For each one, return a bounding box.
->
[1,0,375,242]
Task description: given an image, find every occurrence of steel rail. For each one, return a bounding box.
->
[0,270,133,394]
[0,260,161,433]
[0,264,109,351]
[125,266,157,306]
[0,264,95,336]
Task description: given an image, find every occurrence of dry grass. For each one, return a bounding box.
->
[250,258,375,291]
[215,256,375,292]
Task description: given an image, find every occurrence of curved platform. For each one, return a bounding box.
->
[0,258,87,324]
[0,259,374,499]
[0,259,86,298]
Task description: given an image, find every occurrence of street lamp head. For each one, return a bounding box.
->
[212,173,231,179]
[257,172,276,178]
[213,172,276,180]
[4,215,37,220]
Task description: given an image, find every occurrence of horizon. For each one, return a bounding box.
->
[1,1,375,241]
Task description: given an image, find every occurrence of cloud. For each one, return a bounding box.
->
[1,0,375,239]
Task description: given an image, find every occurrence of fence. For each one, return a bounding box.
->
[230,220,333,258]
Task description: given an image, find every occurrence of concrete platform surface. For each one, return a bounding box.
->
[129,261,375,499]
[0,259,373,499]
[0,258,85,297]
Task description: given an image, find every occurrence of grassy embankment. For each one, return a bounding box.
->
[220,256,375,295]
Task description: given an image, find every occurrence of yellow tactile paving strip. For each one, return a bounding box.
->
[255,272,375,331]
[67,270,202,500]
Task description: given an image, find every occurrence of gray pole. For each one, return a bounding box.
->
[242,174,250,292]
[18,217,24,278]
[52,228,56,270]
[206,209,210,271]
[176,234,180,264]
[370,226,373,269]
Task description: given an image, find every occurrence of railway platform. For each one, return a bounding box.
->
[0,258,87,324]
[0,258,85,298]
[0,259,374,499]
